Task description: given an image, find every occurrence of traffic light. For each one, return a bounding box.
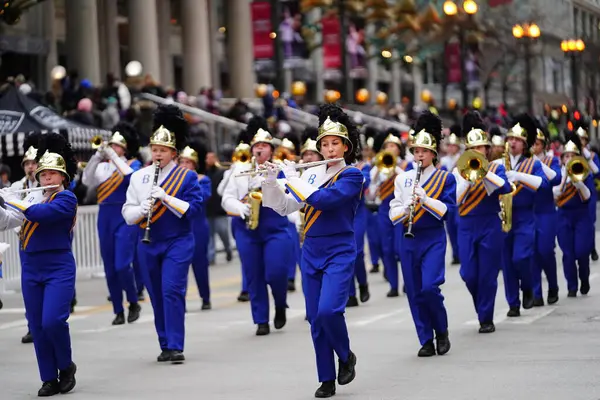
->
[573,110,581,121]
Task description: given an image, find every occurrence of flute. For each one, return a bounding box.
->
[8,185,60,195]
[142,161,161,244]
[234,158,345,177]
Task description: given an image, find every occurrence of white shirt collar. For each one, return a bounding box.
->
[509,153,523,169]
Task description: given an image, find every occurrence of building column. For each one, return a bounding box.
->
[97,0,120,80]
[128,0,161,82]
[42,0,58,91]
[156,0,174,87]
[65,0,101,85]
[226,0,255,98]
[181,0,212,93]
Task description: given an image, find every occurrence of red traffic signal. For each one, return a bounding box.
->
[573,110,581,120]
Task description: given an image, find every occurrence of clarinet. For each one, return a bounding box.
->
[404,161,423,239]
[142,161,161,244]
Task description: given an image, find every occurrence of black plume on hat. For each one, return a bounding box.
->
[23,132,42,153]
[112,121,139,158]
[317,103,360,164]
[35,133,77,181]
[461,111,486,137]
[414,110,442,152]
[449,123,462,138]
[511,113,537,149]
[152,104,188,151]
[301,126,318,144]
[186,138,208,173]
[564,130,583,154]
[282,132,301,154]
[488,125,502,138]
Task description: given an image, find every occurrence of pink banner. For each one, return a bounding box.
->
[322,16,341,70]
[488,0,512,7]
[251,2,273,60]
[445,43,461,84]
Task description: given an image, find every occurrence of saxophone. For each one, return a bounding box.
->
[499,142,516,233]
[246,156,262,230]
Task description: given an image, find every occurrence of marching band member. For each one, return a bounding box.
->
[0,133,78,396]
[495,114,548,317]
[82,122,142,325]
[122,105,204,363]
[489,127,505,161]
[531,124,562,305]
[221,116,291,336]
[363,127,382,274]
[261,103,361,398]
[389,111,456,356]
[347,152,371,307]
[440,124,462,265]
[554,133,594,296]
[574,122,600,261]
[454,112,511,333]
[369,129,412,297]
[179,139,212,310]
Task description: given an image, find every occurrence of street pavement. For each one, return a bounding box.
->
[1,248,600,400]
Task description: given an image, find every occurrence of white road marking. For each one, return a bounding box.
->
[350,309,405,327]
[0,306,95,315]
[508,307,556,325]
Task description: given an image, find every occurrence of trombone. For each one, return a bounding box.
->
[456,150,489,183]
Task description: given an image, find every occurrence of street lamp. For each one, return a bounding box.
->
[561,38,585,108]
[513,23,541,114]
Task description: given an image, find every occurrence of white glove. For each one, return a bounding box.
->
[0,187,14,199]
[506,170,519,183]
[282,160,299,179]
[95,147,107,159]
[249,174,264,190]
[573,181,587,190]
[378,171,390,183]
[151,186,167,200]
[236,203,251,219]
[583,147,592,159]
[264,161,279,183]
[140,198,153,214]
[414,186,427,202]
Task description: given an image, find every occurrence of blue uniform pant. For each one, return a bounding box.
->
[557,209,593,292]
[302,234,355,382]
[378,208,399,290]
[445,207,459,259]
[350,206,367,297]
[133,231,144,293]
[138,234,194,351]
[458,215,502,323]
[533,211,558,298]
[22,251,76,382]
[502,210,535,308]
[234,220,289,324]
[231,221,248,293]
[366,211,381,266]
[98,206,138,314]
[191,218,210,302]
[287,221,300,281]
[589,189,597,254]
[399,227,449,345]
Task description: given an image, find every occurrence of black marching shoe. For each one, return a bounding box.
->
[314,381,336,398]
[346,296,359,307]
[0,297,3,309]
[70,297,77,314]
[592,248,599,261]
[581,280,590,295]
[22,331,33,344]
[157,350,172,362]
[274,308,286,329]
[170,351,185,364]
[337,351,357,385]
[287,279,296,292]
[112,312,125,326]
[547,288,559,305]
[107,295,112,302]
[369,264,380,273]
[567,290,577,298]
[435,332,451,355]
[137,290,145,302]
[507,307,520,317]
[37,380,60,397]
[201,301,212,310]
[417,340,436,357]
[479,322,495,334]
[451,256,460,265]
[256,323,270,336]
[58,362,76,394]
[532,297,544,307]
[237,291,249,302]
[359,284,370,303]
[128,303,141,323]
[386,289,399,298]
[522,289,534,309]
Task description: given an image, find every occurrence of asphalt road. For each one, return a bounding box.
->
[1,246,600,400]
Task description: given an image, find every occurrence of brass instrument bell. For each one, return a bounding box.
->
[566,155,590,183]
[374,150,397,175]
[457,149,489,183]
[90,135,106,150]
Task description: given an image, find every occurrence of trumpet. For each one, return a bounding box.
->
[374,150,397,181]
[142,162,161,244]
[91,135,107,150]
[232,147,252,164]
[404,161,423,239]
[234,158,344,177]
[566,155,590,183]
[457,150,489,184]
